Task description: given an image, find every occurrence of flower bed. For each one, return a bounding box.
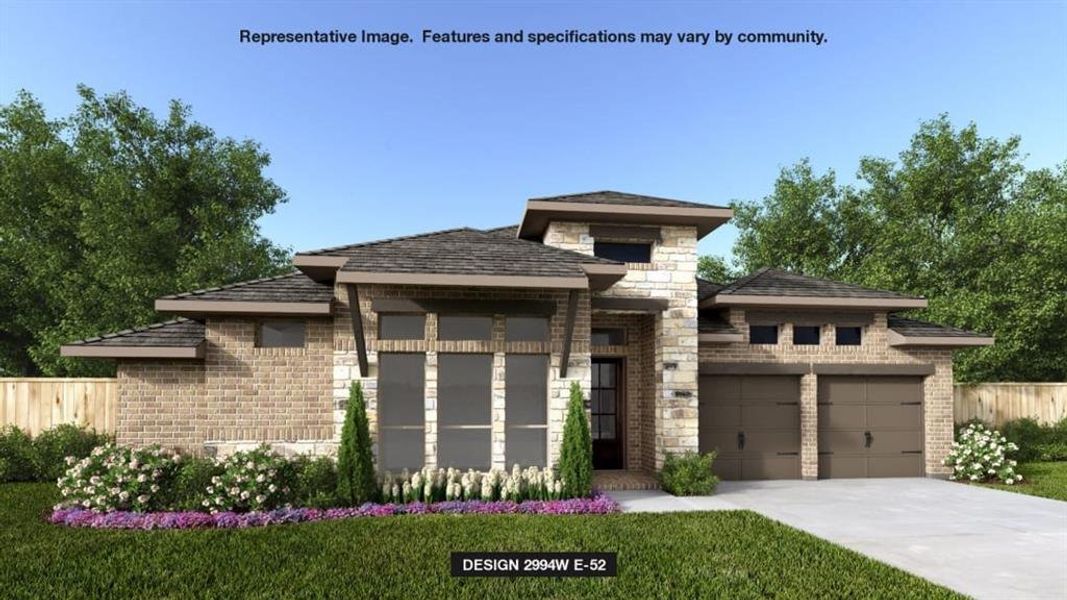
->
[48,494,620,530]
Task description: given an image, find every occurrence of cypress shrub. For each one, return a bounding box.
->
[336,381,378,505]
[557,381,593,498]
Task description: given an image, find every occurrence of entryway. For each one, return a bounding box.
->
[592,358,624,470]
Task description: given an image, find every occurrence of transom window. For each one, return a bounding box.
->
[749,325,778,345]
[378,314,425,340]
[438,315,492,341]
[256,320,306,348]
[591,328,626,346]
[505,317,549,342]
[793,325,820,346]
[593,242,652,263]
[836,326,863,346]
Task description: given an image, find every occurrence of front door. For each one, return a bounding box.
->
[592,358,623,469]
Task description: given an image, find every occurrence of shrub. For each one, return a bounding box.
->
[660,451,719,496]
[203,446,293,513]
[336,381,377,505]
[999,418,1045,462]
[56,444,182,511]
[294,455,338,508]
[379,465,563,504]
[171,457,224,511]
[33,424,112,481]
[0,425,37,482]
[557,382,593,498]
[944,422,1023,484]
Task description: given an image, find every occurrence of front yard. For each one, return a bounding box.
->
[2,483,958,599]
[978,461,1067,501]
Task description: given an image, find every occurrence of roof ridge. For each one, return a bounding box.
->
[297,226,479,256]
[159,271,307,300]
[717,267,772,294]
[69,318,197,345]
[765,268,923,299]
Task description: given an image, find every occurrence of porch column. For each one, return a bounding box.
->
[800,373,819,480]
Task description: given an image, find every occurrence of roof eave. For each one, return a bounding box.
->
[887,330,995,347]
[336,270,589,289]
[155,299,333,316]
[60,342,206,360]
[702,294,928,310]
[518,201,733,240]
[293,255,347,282]
[581,263,628,291]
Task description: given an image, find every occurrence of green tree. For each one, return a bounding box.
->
[336,381,378,505]
[725,116,1067,381]
[696,255,738,284]
[557,382,593,498]
[0,86,290,375]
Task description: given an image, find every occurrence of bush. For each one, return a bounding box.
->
[203,446,294,513]
[660,451,719,496]
[379,465,563,504]
[171,457,224,511]
[294,455,338,508]
[32,424,112,481]
[557,382,593,499]
[999,418,1045,462]
[56,444,182,511]
[944,422,1022,484]
[0,425,37,482]
[336,381,378,506]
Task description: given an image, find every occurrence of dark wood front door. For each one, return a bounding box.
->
[592,358,623,469]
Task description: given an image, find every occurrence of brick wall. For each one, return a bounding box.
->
[590,312,656,470]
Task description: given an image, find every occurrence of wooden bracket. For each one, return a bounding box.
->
[345,284,369,376]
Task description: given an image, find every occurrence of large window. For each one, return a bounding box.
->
[379,314,425,340]
[836,326,863,346]
[505,317,549,342]
[505,355,548,468]
[256,320,305,348]
[438,315,492,341]
[593,242,652,263]
[378,353,425,471]
[437,354,492,470]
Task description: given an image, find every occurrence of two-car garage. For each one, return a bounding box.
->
[698,369,926,480]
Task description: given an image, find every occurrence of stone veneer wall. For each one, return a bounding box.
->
[590,312,656,470]
[332,284,591,470]
[700,310,955,478]
[544,222,699,468]
[116,317,335,455]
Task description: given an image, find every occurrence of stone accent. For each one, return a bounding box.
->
[701,310,956,477]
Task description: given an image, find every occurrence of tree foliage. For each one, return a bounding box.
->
[557,382,593,498]
[336,381,378,506]
[0,86,290,375]
[726,116,1066,381]
[696,255,739,284]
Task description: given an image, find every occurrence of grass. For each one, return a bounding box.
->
[978,461,1067,501]
[2,483,959,599]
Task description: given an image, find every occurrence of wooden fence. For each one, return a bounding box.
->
[954,383,1067,426]
[0,378,117,436]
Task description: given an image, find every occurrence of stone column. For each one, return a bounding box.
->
[800,373,818,480]
[491,352,507,469]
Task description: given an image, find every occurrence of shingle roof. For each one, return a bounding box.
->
[158,272,333,303]
[699,311,739,335]
[888,316,989,338]
[66,318,205,347]
[697,277,725,302]
[531,190,726,210]
[335,227,621,277]
[482,224,520,238]
[717,268,923,300]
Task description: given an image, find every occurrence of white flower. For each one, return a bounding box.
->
[150,484,159,493]
[256,474,265,483]
[202,500,211,507]
[268,484,277,493]
[255,495,265,504]
[137,495,148,503]
[240,491,250,500]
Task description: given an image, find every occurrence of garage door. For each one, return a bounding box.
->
[699,375,800,480]
[818,376,924,478]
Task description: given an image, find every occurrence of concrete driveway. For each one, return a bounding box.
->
[610,479,1067,599]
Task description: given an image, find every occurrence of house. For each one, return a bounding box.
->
[60,191,993,481]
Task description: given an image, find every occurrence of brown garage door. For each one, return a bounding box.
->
[699,375,800,480]
[818,376,924,478]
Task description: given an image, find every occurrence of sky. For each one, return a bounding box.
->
[1,1,1065,262]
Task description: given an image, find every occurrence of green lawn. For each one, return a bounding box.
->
[979,461,1067,501]
[2,483,958,599]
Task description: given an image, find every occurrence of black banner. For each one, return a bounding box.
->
[450,552,617,577]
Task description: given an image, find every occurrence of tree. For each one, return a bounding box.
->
[696,255,738,284]
[557,381,593,498]
[336,381,378,505]
[0,87,291,375]
[723,115,1067,381]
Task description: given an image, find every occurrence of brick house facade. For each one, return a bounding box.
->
[63,191,992,482]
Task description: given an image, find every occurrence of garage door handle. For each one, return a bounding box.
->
[777,451,799,456]
[864,431,873,448]
[901,450,922,454]
[737,432,745,450]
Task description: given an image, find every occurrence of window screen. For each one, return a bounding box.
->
[378,353,425,471]
[437,354,492,469]
[505,317,549,342]
[749,325,778,345]
[438,315,492,341]
[593,242,652,263]
[591,328,626,346]
[379,314,425,340]
[257,321,306,348]
[836,326,863,346]
[505,354,548,467]
[793,325,820,345]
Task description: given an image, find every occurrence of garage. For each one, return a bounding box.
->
[698,375,801,480]
[818,376,924,478]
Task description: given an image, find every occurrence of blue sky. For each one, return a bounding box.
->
[1,1,1064,262]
